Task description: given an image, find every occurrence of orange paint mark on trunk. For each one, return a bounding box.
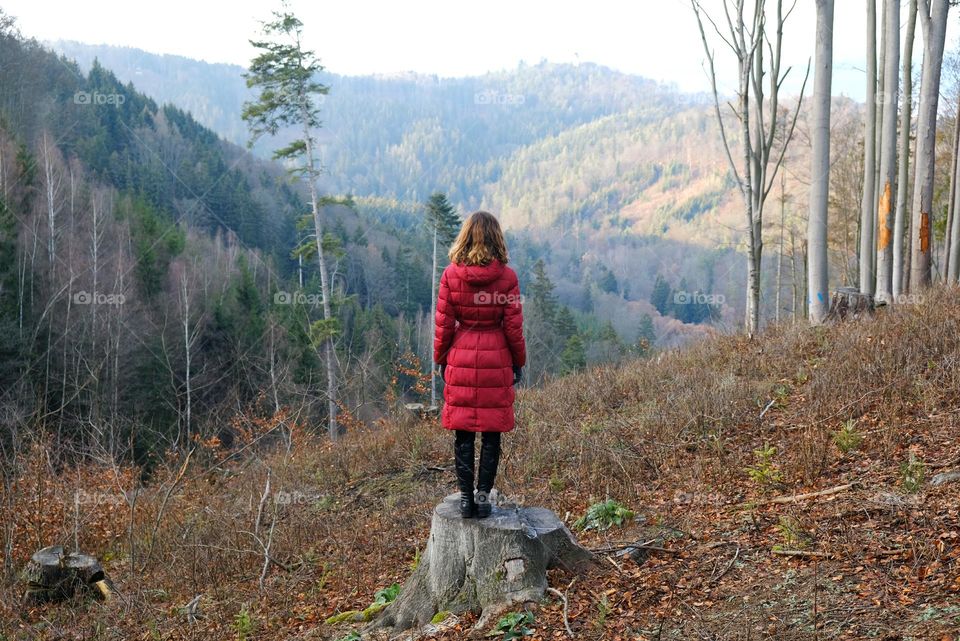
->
[877,182,892,250]
[920,211,930,253]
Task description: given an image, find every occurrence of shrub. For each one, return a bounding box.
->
[573,499,635,531]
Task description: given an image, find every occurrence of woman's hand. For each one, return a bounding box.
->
[512,366,522,386]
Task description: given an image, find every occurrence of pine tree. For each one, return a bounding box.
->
[560,335,586,374]
[424,192,461,407]
[243,6,340,438]
[650,274,672,315]
[635,313,656,357]
[553,306,577,341]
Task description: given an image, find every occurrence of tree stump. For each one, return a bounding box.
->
[370,494,594,634]
[22,546,111,606]
[826,287,876,322]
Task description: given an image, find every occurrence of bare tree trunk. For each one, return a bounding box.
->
[789,229,797,321]
[303,128,338,439]
[776,172,786,323]
[894,0,918,296]
[944,94,960,280]
[860,0,878,294]
[948,101,960,282]
[41,133,61,267]
[809,0,834,324]
[909,0,950,290]
[875,0,900,303]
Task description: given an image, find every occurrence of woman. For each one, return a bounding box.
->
[434,211,526,519]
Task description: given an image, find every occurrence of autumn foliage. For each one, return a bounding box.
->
[3,288,960,639]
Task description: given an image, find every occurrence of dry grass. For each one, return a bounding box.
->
[3,287,960,640]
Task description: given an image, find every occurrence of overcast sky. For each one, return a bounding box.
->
[4,0,958,101]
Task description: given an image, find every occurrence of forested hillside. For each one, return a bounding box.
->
[52,42,767,331]
[3,21,687,469]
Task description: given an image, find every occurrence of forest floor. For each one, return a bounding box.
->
[4,289,960,640]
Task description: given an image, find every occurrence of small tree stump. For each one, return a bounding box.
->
[826,287,876,322]
[22,546,110,606]
[370,494,594,634]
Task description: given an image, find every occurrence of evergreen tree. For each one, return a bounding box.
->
[650,274,672,315]
[243,6,340,438]
[424,192,461,407]
[527,259,562,382]
[597,265,618,294]
[634,313,656,357]
[560,334,586,374]
[529,259,558,320]
[553,306,577,341]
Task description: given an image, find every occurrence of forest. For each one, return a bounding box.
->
[3,1,960,639]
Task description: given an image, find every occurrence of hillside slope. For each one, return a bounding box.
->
[49,41,766,334]
[4,288,960,639]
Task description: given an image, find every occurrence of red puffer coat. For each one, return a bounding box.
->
[434,260,526,432]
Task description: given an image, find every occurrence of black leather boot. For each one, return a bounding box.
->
[454,431,476,518]
[475,432,501,518]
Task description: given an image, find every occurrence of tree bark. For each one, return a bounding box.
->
[949,101,960,282]
[860,0,878,294]
[826,287,876,321]
[22,546,110,606]
[370,495,595,634]
[894,0,918,296]
[909,0,950,290]
[808,0,834,323]
[303,121,339,439]
[875,0,900,303]
[946,102,959,279]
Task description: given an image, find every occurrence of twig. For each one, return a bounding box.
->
[546,579,575,638]
[255,470,271,538]
[709,544,740,584]
[759,399,776,419]
[753,483,855,506]
[589,538,659,554]
[258,517,276,592]
[604,555,626,575]
[771,549,832,559]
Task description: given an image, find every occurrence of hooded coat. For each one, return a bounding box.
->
[434,260,526,432]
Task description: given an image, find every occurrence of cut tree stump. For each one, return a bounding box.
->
[22,546,112,606]
[369,494,595,634]
[826,287,876,322]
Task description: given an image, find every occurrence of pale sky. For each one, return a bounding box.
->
[3,0,958,100]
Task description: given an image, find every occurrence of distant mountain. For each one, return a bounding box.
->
[48,42,754,328]
[50,42,730,235]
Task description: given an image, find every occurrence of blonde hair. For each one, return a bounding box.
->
[448,211,509,266]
